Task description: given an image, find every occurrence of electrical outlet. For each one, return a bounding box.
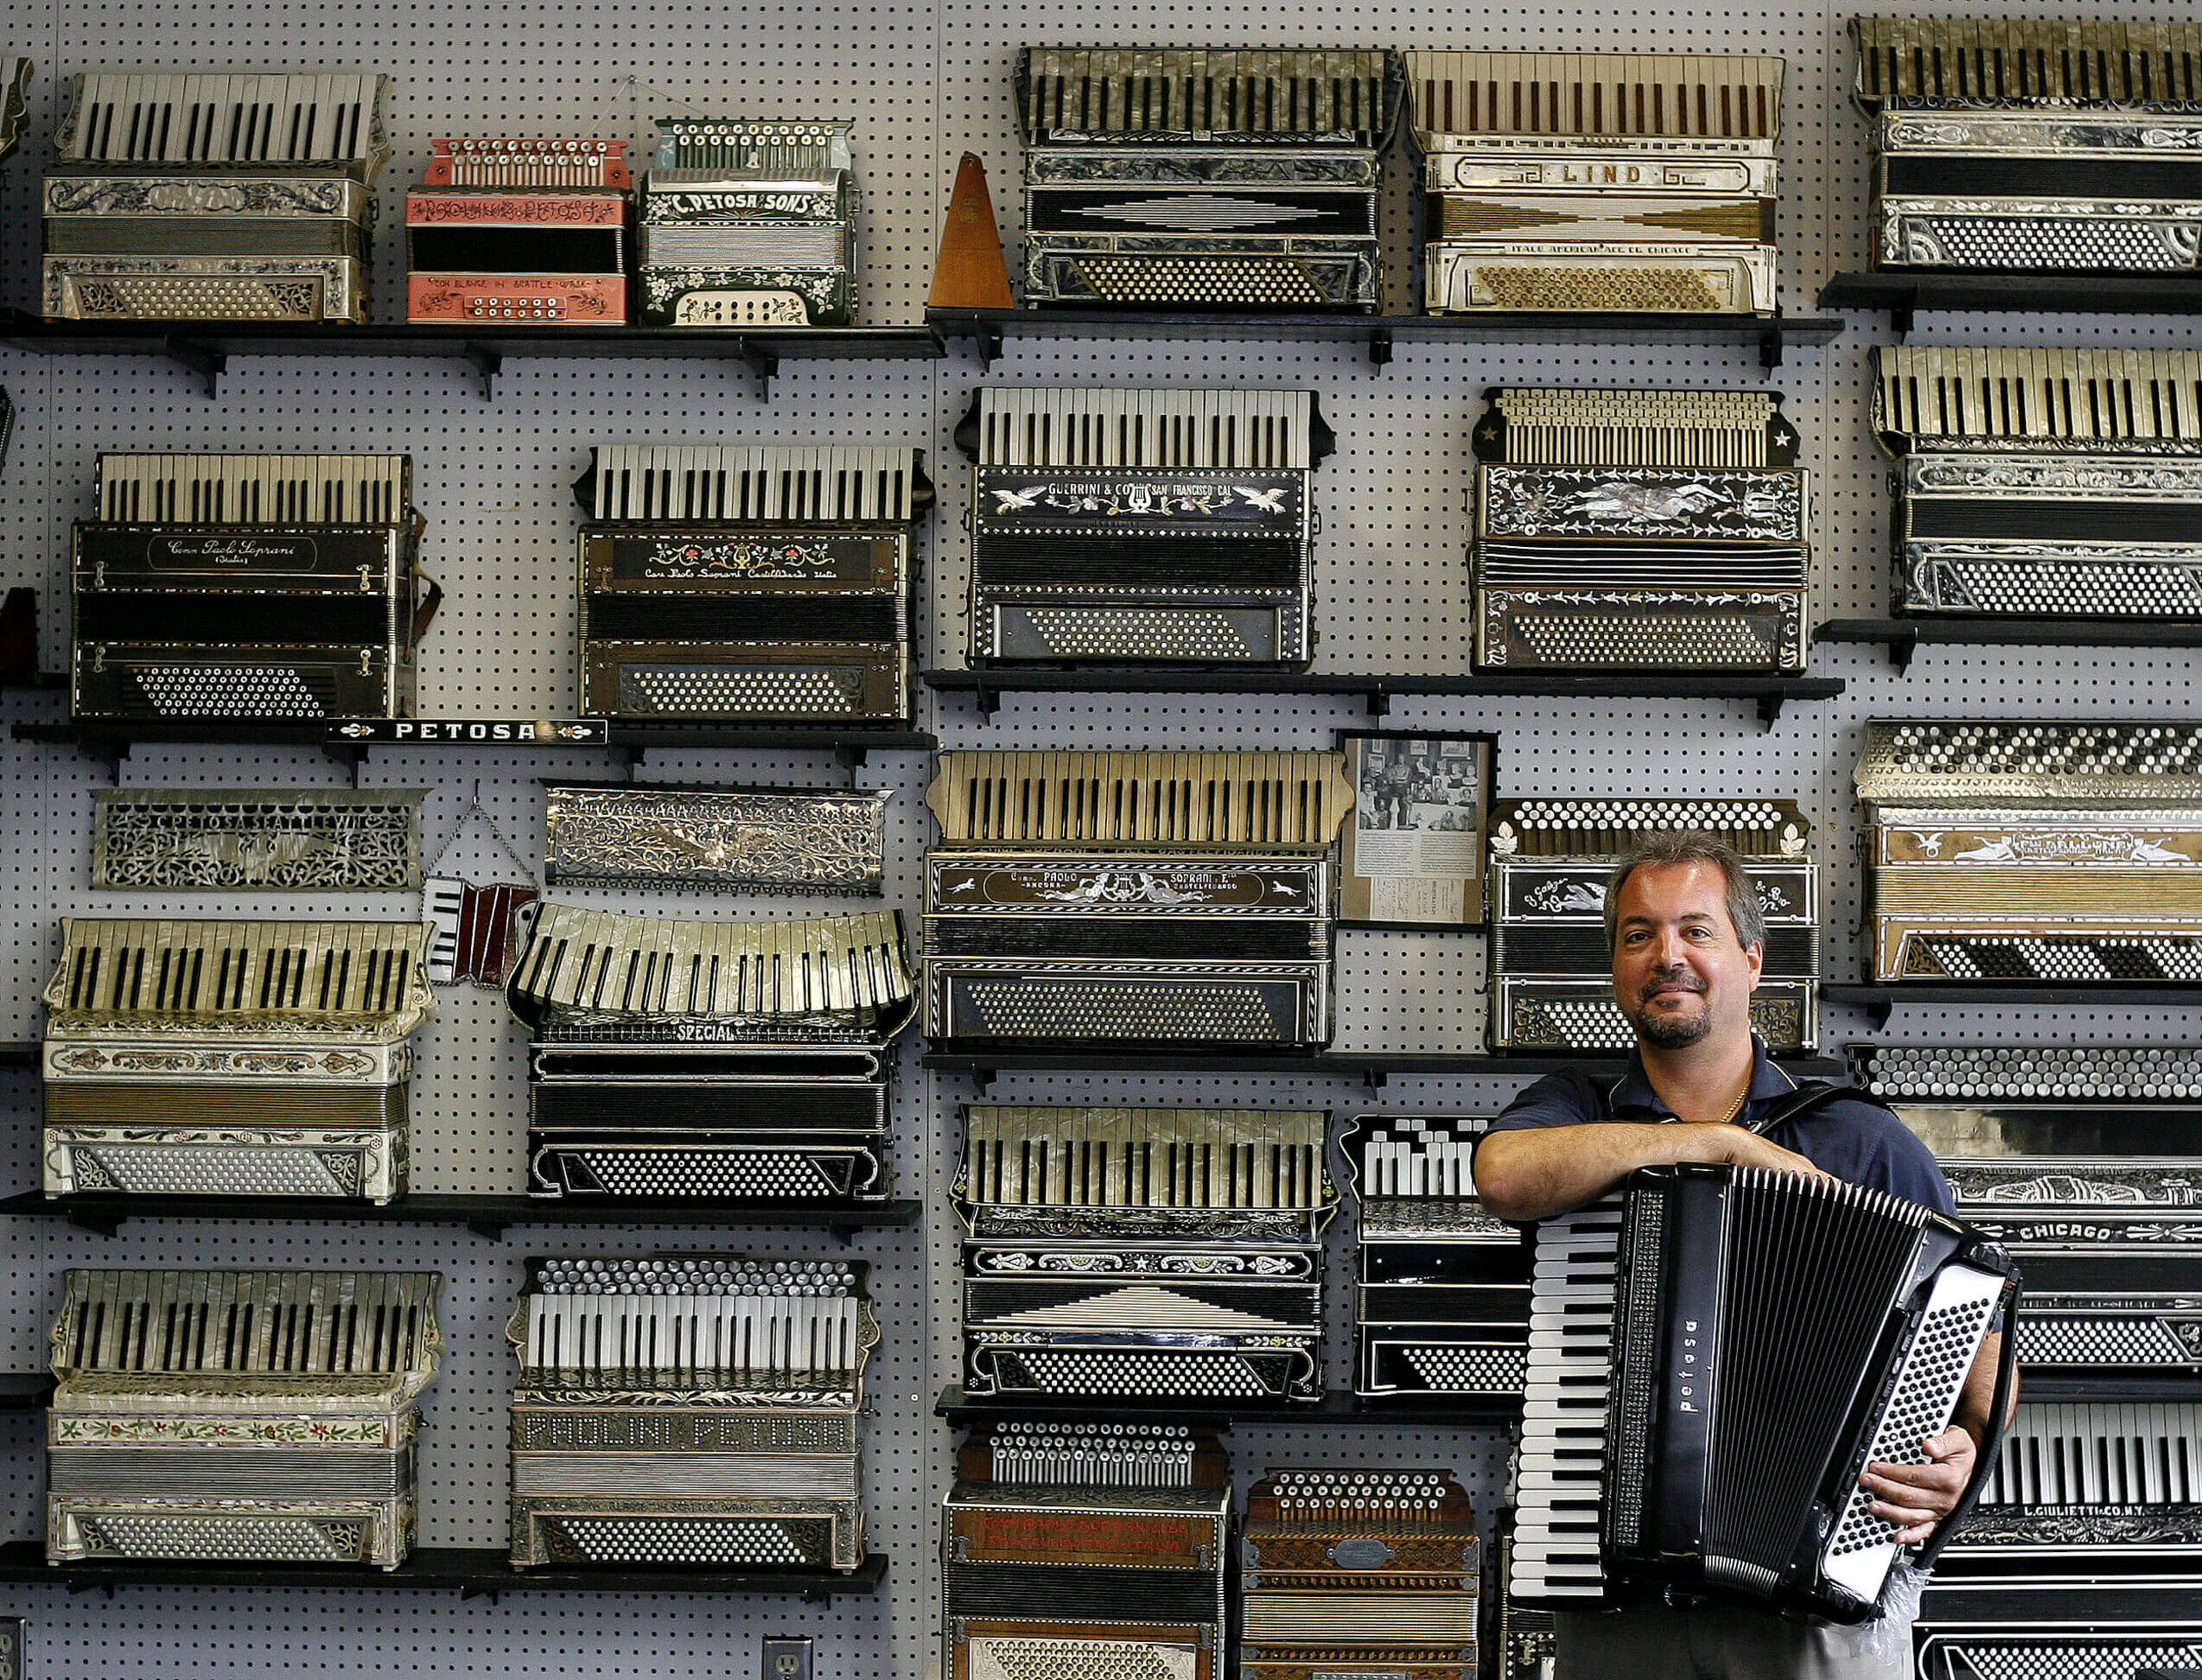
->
[762,1636,813,1680]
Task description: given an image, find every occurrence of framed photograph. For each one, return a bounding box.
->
[1337,730,1497,930]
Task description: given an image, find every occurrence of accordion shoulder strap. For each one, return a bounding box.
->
[1743,1079,1896,1138]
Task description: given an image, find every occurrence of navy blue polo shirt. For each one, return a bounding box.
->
[1484,1034,1955,1214]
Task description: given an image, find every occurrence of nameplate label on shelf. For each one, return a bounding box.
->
[328,718,610,744]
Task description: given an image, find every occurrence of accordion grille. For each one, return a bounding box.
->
[54,1269,439,1376]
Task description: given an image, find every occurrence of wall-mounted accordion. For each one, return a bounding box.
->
[42,917,434,1203]
[508,1255,874,1570]
[1871,347,2202,619]
[1471,386,1810,672]
[640,118,854,326]
[1406,51,1783,314]
[955,1103,1336,1403]
[44,71,391,321]
[1241,1467,1481,1680]
[924,748,1352,1047]
[1852,17,2202,274]
[91,787,425,891]
[1486,797,1818,1051]
[943,1421,1231,1680]
[505,902,913,1200]
[576,442,926,723]
[542,782,889,895]
[959,385,1330,667]
[406,137,631,324]
[1015,48,1399,311]
[0,59,30,161]
[48,1268,443,1568]
[1856,720,2202,984]
[1511,1165,2014,1620]
[1345,1112,1531,1402]
[72,451,430,721]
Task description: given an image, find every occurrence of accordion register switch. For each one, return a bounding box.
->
[1406,51,1784,315]
[405,137,632,323]
[1014,48,1400,311]
[1470,386,1810,673]
[508,1255,874,1570]
[43,72,391,322]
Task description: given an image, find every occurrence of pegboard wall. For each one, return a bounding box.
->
[0,1,2196,1676]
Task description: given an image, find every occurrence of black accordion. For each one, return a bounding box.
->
[1512,1164,2017,1622]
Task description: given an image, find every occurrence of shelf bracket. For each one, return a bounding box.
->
[458,1583,502,1604]
[1758,323,1785,372]
[828,1222,863,1249]
[1362,1066,1388,1091]
[163,336,225,399]
[799,1581,835,1607]
[459,343,501,401]
[64,1206,124,1238]
[1890,297,1916,342]
[972,681,1001,719]
[464,1219,510,1241]
[1865,997,1893,1032]
[1887,627,1920,676]
[1754,691,1787,730]
[1361,686,1391,720]
[1367,328,1393,370]
[977,320,1002,371]
[739,342,779,400]
[319,741,367,785]
[66,1581,116,1599]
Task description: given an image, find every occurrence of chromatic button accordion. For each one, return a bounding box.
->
[406,137,632,324]
[961,385,1331,667]
[924,748,1352,1048]
[1871,347,2202,619]
[1486,797,1819,1051]
[955,1103,1336,1403]
[1855,721,2202,984]
[1346,1113,1531,1402]
[1852,17,2202,275]
[1511,1164,2014,1620]
[47,1268,444,1569]
[1854,1042,2202,1377]
[943,1421,1231,1680]
[1015,48,1401,311]
[576,442,926,724]
[71,451,430,721]
[43,71,391,322]
[505,902,913,1201]
[1471,385,1810,672]
[1406,51,1783,315]
[639,118,854,327]
[41,917,434,1204]
[508,1255,874,1570]
[1241,1467,1480,1680]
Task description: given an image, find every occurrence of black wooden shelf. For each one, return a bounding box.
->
[0,315,943,400]
[0,1191,920,1245]
[928,308,1842,371]
[924,669,1844,729]
[0,1541,886,1601]
[1818,618,2202,673]
[0,1376,51,1412]
[1826,983,2202,1030]
[935,1386,1519,1429]
[922,1047,1844,1091]
[0,672,60,691]
[0,1045,31,1069]
[1820,271,2202,335]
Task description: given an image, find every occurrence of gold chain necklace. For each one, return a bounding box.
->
[1715,1080,1751,1125]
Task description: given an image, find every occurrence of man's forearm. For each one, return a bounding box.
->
[1953,1331,2016,1450]
[1473,1122,1794,1220]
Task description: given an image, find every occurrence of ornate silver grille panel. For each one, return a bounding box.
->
[543,783,889,894]
[92,788,425,891]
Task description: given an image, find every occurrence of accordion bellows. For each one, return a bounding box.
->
[48,1269,444,1569]
[508,1256,874,1570]
[41,917,435,1203]
[640,118,853,327]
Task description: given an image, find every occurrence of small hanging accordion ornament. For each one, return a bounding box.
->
[421,788,538,987]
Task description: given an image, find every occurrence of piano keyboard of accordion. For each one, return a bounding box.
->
[1512,1165,2013,1620]
[943,1421,1231,1680]
[1871,347,2202,619]
[1015,48,1400,312]
[48,1269,443,1569]
[956,1104,1336,1403]
[506,902,913,1201]
[640,118,853,327]
[1346,1113,1532,1402]
[406,137,631,325]
[576,442,927,724]
[44,72,391,322]
[41,917,434,1203]
[72,451,428,721]
[508,1255,874,1570]
[1852,18,2202,275]
[1853,1042,2202,1378]
[1855,721,2202,984]
[1486,797,1818,1051]
[960,385,1332,667]
[925,749,1352,1048]
[1471,387,1810,673]
[1407,51,1783,315]
[1240,1467,1481,1680]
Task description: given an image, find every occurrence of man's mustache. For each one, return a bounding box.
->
[1641,969,1707,1002]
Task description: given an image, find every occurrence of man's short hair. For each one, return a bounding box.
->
[1604,832,1767,954]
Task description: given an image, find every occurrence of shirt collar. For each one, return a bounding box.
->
[1607,1033,1794,1122]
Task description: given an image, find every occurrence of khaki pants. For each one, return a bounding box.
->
[1555,1602,1911,1679]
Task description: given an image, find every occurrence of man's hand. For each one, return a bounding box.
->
[1692,1124,1832,1181]
[1859,1427,1976,1544]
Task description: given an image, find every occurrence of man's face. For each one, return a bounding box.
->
[1609,860,1764,1050]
